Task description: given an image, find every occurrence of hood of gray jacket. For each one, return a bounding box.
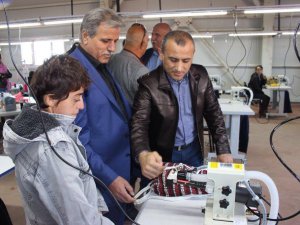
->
[3,105,74,161]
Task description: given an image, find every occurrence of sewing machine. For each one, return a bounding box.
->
[231,86,253,105]
[166,161,279,225]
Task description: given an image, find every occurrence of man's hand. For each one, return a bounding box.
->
[139,151,164,179]
[217,153,233,163]
[108,176,135,203]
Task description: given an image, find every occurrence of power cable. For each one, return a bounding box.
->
[241,39,253,81]
[224,13,246,86]
[293,22,300,62]
[0,2,140,224]
[246,203,300,222]
[269,116,300,183]
[232,15,247,86]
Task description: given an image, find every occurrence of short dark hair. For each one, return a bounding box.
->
[256,65,263,70]
[31,55,90,109]
[161,30,194,53]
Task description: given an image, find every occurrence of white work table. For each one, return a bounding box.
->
[218,99,255,159]
[134,196,257,225]
[265,85,291,118]
[0,108,21,118]
[0,155,15,178]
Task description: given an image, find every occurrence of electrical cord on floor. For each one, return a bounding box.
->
[0,2,140,225]
[270,116,300,183]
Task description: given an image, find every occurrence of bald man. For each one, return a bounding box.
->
[141,22,171,71]
[108,23,149,105]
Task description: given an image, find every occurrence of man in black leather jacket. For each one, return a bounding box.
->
[131,30,233,181]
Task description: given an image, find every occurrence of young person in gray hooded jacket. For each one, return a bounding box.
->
[3,55,114,225]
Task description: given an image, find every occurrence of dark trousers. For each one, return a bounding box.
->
[239,115,249,154]
[284,91,292,113]
[254,93,270,115]
[171,139,203,167]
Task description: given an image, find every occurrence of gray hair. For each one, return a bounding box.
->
[161,30,195,53]
[80,8,123,41]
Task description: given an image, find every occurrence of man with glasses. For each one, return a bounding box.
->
[108,23,149,105]
[141,22,171,71]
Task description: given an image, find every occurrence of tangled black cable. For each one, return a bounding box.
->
[246,202,300,222]
[225,13,247,86]
[245,116,300,223]
[0,1,140,225]
[293,22,300,62]
[270,116,300,183]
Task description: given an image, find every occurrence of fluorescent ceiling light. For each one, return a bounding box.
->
[43,18,82,25]
[192,34,213,38]
[281,31,300,35]
[229,32,277,37]
[244,7,300,14]
[143,10,227,19]
[0,22,41,29]
[0,42,22,46]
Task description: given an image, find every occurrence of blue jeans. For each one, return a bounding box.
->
[172,139,203,167]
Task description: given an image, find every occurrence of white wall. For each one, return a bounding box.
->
[0,0,299,101]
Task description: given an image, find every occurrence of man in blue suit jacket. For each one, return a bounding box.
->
[68,8,134,225]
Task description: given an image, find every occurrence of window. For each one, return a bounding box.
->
[21,42,33,65]
[34,41,51,65]
[21,39,67,66]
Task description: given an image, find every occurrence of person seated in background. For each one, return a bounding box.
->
[248,65,270,117]
[108,23,149,105]
[141,22,171,71]
[3,55,114,225]
[0,54,12,92]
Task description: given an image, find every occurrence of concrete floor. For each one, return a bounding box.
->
[0,103,299,225]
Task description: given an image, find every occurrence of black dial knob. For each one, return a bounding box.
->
[222,186,232,196]
[219,199,230,209]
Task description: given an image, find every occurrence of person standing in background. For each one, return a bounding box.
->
[141,23,171,71]
[0,54,12,92]
[67,8,134,225]
[108,23,149,105]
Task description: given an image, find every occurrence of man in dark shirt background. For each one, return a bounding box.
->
[248,65,270,117]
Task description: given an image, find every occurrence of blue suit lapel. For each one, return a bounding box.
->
[70,48,131,119]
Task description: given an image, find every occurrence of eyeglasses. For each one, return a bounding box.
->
[131,23,147,47]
